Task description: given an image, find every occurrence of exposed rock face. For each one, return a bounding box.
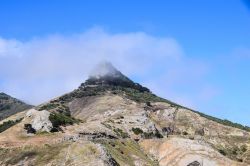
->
[187,161,201,166]
[140,137,240,166]
[26,109,52,132]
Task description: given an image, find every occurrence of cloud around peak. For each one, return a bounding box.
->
[0,27,184,104]
[3,27,249,126]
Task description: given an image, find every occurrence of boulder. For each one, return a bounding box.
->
[26,109,53,132]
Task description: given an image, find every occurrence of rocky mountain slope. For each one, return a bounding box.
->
[0,62,249,166]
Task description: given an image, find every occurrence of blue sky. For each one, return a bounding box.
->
[0,0,250,126]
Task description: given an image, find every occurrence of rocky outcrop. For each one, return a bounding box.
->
[61,132,117,142]
[187,161,201,166]
[25,109,52,132]
[140,137,244,166]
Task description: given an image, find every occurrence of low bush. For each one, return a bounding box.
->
[132,128,143,135]
[143,132,155,139]
[38,103,59,111]
[217,146,247,162]
[155,130,163,138]
[219,149,226,156]
[49,113,78,131]
[113,128,129,138]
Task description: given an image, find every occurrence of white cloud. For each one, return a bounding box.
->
[0,27,186,104]
[0,38,23,57]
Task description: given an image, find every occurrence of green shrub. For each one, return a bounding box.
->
[143,132,155,139]
[219,149,226,156]
[113,128,129,138]
[155,130,163,138]
[49,113,77,129]
[217,146,246,162]
[38,103,59,111]
[139,130,164,139]
[132,128,143,135]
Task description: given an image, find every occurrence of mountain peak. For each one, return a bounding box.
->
[89,61,121,79]
[82,61,150,92]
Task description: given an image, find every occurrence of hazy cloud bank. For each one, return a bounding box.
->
[0,27,210,107]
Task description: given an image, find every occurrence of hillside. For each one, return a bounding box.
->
[0,93,32,121]
[0,62,249,166]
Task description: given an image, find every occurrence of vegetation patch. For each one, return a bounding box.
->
[36,131,51,135]
[0,143,69,165]
[49,76,250,133]
[38,103,60,111]
[38,102,70,117]
[219,149,226,156]
[143,130,163,139]
[7,151,37,165]
[0,118,23,133]
[143,132,155,139]
[217,145,246,162]
[0,93,32,120]
[154,130,164,138]
[99,139,158,166]
[113,128,129,138]
[49,113,79,132]
[0,104,11,111]
[58,84,179,106]
[101,122,112,130]
[192,110,250,132]
[132,127,143,135]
